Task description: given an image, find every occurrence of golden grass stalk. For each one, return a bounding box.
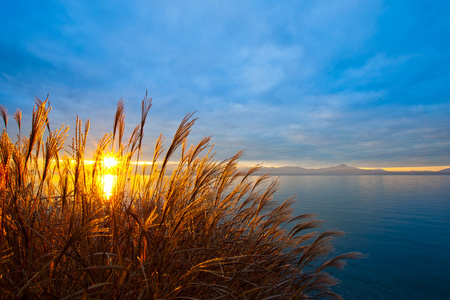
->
[0,96,362,299]
[0,105,7,133]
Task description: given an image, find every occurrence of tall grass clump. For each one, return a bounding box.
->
[0,96,361,299]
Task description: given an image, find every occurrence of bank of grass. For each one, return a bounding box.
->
[0,96,361,299]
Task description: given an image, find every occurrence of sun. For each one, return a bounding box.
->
[103,156,118,169]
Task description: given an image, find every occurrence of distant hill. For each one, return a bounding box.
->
[311,164,388,175]
[244,164,450,175]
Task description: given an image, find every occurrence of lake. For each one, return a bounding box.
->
[269,175,450,299]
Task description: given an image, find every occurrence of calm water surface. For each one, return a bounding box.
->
[270,175,450,299]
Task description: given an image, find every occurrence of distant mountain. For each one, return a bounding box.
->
[249,164,386,175]
[312,164,382,175]
[246,164,449,175]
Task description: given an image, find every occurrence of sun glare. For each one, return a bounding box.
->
[103,156,118,168]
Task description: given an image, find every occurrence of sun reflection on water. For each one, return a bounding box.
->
[101,154,119,199]
[102,174,116,199]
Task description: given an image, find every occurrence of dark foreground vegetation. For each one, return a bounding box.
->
[0,96,361,299]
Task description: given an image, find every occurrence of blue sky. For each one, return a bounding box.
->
[1,1,450,169]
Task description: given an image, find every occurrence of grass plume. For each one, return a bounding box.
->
[0,96,362,299]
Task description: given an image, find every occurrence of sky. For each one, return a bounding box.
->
[1,1,450,169]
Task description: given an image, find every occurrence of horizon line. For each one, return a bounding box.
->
[237,162,450,172]
[64,159,450,172]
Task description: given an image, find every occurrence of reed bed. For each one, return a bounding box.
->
[0,96,361,299]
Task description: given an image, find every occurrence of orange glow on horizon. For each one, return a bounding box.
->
[75,158,448,173]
